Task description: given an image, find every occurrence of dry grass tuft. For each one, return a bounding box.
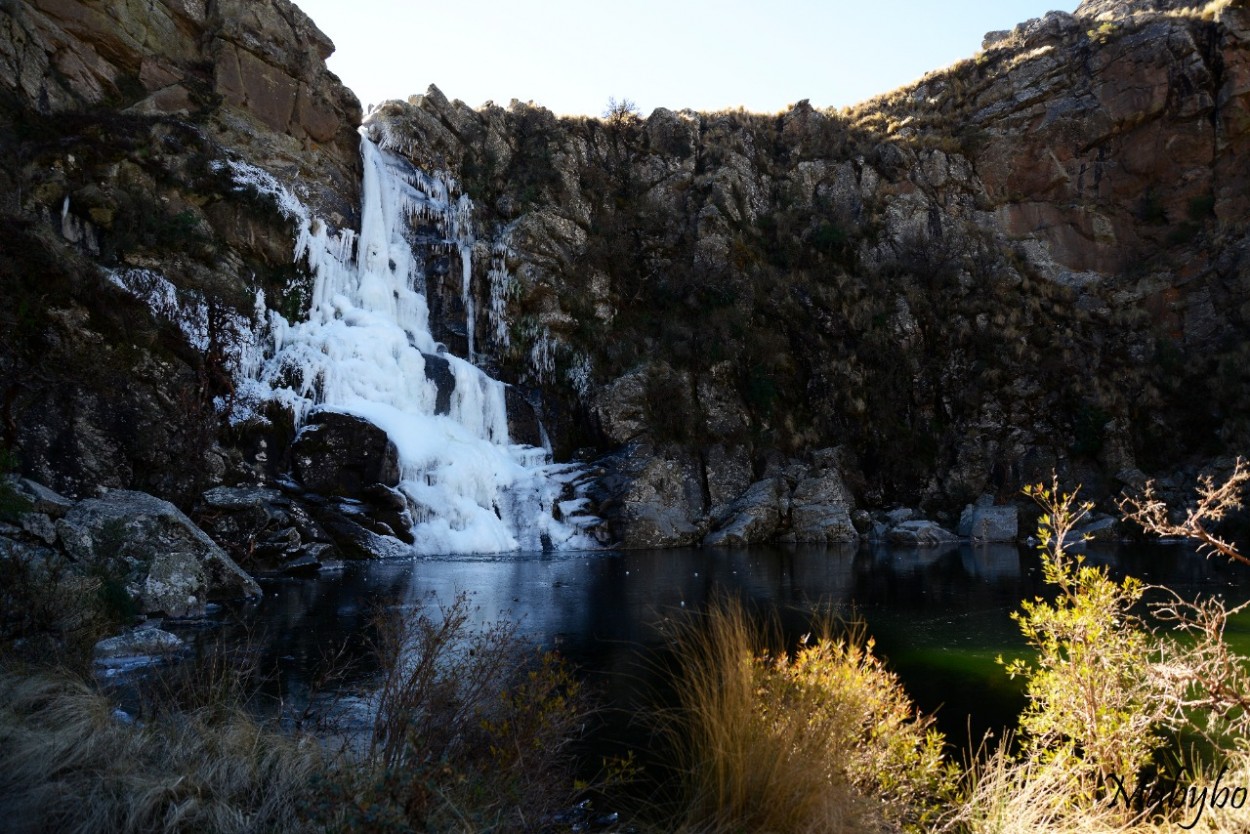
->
[0,670,324,834]
[659,597,955,834]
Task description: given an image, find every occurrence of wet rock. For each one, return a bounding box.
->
[291,411,400,498]
[57,490,260,617]
[888,520,959,547]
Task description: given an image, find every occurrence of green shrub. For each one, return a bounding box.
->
[1002,481,1167,803]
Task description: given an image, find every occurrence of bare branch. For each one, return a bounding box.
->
[1117,457,1250,566]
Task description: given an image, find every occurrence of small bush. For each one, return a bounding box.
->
[328,591,593,832]
[1002,481,1168,805]
[660,598,956,834]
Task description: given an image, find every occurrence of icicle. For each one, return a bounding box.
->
[225,131,598,556]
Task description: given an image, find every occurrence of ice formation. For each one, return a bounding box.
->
[230,134,597,555]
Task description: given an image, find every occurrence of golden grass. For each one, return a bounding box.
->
[659,598,955,834]
[951,739,1250,834]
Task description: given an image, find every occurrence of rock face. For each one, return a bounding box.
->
[56,489,260,617]
[0,0,361,509]
[3,0,1250,551]
[1,0,361,221]
[355,0,1250,544]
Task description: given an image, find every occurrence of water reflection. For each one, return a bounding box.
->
[236,542,1249,743]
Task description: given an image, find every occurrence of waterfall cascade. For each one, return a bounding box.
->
[238,131,598,555]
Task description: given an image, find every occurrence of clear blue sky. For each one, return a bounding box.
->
[294,1,1080,116]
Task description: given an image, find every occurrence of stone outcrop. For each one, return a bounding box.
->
[0,0,362,512]
[1,0,362,221]
[55,489,261,616]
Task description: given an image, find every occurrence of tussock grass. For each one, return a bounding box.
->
[0,670,324,834]
[953,740,1250,834]
[659,597,955,834]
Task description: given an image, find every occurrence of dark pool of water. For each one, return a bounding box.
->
[224,540,1250,751]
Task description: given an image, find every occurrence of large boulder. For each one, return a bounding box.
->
[588,440,707,548]
[56,489,260,617]
[958,501,1020,542]
[291,411,401,498]
[704,478,787,547]
[788,450,859,543]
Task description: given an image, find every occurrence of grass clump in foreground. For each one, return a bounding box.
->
[0,671,324,834]
[0,591,599,834]
[954,467,1250,834]
[658,597,958,834]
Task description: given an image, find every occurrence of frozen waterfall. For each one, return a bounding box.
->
[243,132,596,555]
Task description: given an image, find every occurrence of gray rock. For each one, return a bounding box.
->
[789,452,859,543]
[57,490,260,617]
[20,513,58,545]
[704,444,753,517]
[197,485,340,571]
[588,440,708,548]
[592,368,649,445]
[94,627,185,660]
[958,504,1019,541]
[888,520,959,547]
[309,498,416,559]
[10,477,76,518]
[885,507,920,525]
[983,29,1012,49]
[291,411,400,498]
[704,478,786,547]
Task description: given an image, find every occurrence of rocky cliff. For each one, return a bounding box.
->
[1,0,1247,555]
[0,0,360,507]
[359,0,1250,544]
